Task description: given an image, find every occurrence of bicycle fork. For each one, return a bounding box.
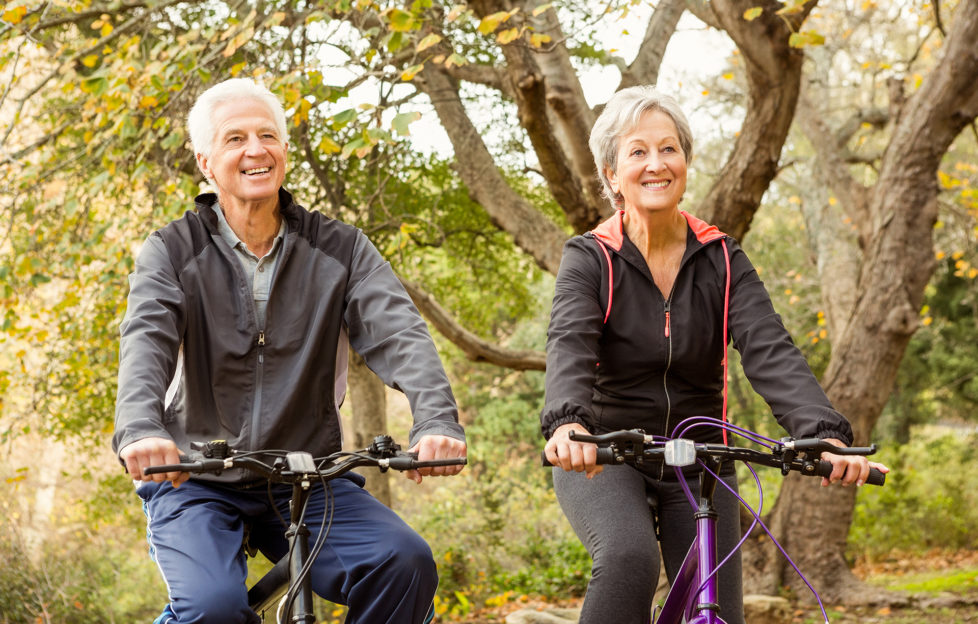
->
[655,461,728,624]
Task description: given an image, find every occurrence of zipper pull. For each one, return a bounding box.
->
[258,331,265,346]
[664,302,671,338]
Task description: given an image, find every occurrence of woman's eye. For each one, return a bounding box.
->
[630,149,645,157]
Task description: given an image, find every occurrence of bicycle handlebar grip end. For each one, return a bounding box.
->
[814,460,886,486]
[541,447,617,467]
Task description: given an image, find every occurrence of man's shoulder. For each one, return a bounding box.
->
[283,199,363,257]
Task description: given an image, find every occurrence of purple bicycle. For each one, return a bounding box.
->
[551,418,885,624]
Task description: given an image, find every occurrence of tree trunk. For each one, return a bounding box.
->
[758,1,978,601]
[347,349,392,508]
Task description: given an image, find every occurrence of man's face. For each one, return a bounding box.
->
[196,99,288,210]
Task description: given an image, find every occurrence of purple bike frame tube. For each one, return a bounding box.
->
[655,508,725,623]
[688,511,723,624]
[656,538,698,624]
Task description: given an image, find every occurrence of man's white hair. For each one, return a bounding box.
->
[187,78,288,159]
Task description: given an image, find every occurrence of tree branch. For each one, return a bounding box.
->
[695,0,815,240]
[419,63,568,274]
[620,0,685,89]
[399,277,546,370]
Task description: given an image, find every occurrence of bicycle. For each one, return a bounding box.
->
[544,417,886,624]
[144,434,466,624]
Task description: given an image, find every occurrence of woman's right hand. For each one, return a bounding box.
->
[544,423,604,479]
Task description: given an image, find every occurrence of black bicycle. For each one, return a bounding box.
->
[145,434,466,624]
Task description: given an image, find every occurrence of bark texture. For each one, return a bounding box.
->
[347,349,392,507]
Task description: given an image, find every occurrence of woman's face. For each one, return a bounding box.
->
[605,109,687,216]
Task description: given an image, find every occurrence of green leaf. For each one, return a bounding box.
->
[788,30,826,48]
[392,111,422,136]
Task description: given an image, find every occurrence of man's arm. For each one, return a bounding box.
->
[113,234,187,482]
[342,231,466,476]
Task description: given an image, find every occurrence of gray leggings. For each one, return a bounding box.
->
[553,465,746,624]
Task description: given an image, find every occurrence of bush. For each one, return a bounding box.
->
[849,428,978,558]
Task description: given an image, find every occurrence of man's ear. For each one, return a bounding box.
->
[196,152,211,178]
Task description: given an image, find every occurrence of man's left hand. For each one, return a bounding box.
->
[405,434,467,484]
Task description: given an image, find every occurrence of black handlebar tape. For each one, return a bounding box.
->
[541,447,617,466]
[814,459,886,486]
[386,456,467,471]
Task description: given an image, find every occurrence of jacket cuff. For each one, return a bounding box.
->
[540,404,595,440]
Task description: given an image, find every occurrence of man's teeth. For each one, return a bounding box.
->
[244,167,270,175]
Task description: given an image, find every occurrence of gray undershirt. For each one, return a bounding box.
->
[210,203,286,329]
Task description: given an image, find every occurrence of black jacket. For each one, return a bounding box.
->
[113,188,464,482]
[541,210,852,452]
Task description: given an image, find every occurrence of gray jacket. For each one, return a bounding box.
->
[112,188,464,482]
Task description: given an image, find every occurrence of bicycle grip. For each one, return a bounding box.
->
[813,460,886,486]
[541,447,617,467]
[386,456,467,471]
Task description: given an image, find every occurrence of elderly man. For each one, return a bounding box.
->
[112,78,466,624]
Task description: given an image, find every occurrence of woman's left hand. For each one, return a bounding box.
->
[819,438,890,487]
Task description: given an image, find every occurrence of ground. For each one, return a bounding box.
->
[452,550,978,624]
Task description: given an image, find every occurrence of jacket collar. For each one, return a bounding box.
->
[591,209,727,251]
[194,187,298,233]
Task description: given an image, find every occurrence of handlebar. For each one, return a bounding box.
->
[542,429,885,486]
[143,435,467,481]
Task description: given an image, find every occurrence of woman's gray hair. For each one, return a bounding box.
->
[187,78,288,159]
[588,86,693,208]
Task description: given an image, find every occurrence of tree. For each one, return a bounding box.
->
[3,0,978,603]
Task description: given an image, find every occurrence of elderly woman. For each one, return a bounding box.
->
[541,86,883,624]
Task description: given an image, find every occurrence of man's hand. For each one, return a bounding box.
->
[119,437,189,488]
[544,423,603,479]
[405,434,467,484]
[819,438,890,487]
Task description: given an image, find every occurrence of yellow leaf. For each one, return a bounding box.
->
[497,27,520,44]
[100,22,113,37]
[531,3,552,16]
[722,72,734,80]
[82,55,99,68]
[478,11,509,34]
[401,63,424,81]
[139,95,158,109]
[3,6,27,24]
[530,33,551,48]
[416,33,442,52]
[230,61,247,76]
[828,196,837,206]
[743,7,763,21]
[318,136,341,154]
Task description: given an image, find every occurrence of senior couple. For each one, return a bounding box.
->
[113,78,884,624]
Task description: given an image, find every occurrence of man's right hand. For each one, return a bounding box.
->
[544,423,603,479]
[119,437,189,488]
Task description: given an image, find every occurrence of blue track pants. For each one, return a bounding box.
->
[137,476,437,624]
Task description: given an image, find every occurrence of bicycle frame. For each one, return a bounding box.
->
[654,457,725,624]
[247,480,315,623]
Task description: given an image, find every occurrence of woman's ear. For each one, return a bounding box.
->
[605,166,619,194]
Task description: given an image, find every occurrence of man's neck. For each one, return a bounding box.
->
[218,195,282,257]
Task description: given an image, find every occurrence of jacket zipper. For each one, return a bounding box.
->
[250,330,265,450]
[660,295,675,480]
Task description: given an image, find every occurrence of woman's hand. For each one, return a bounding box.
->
[819,438,890,487]
[544,423,603,479]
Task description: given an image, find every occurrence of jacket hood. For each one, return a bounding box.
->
[591,210,726,251]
